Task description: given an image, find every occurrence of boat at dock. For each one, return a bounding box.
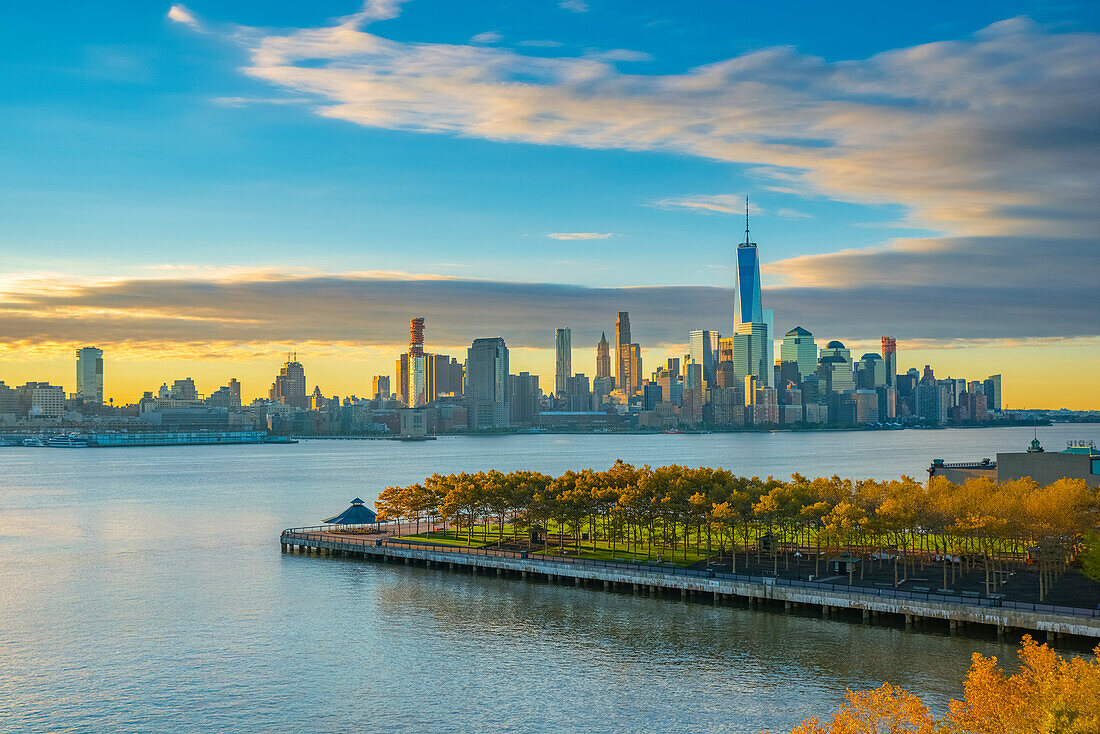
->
[46,434,89,448]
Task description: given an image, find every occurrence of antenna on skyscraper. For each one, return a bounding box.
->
[744,196,750,245]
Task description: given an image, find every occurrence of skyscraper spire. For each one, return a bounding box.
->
[744,196,750,245]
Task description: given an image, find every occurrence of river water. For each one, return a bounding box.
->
[0,425,1093,733]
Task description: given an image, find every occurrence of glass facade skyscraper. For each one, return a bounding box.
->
[780,327,817,382]
[734,241,763,326]
[688,329,717,386]
[466,337,509,430]
[75,346,103,404]
[733,200,772,385]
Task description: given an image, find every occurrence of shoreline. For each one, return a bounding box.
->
[281,528,1100,649]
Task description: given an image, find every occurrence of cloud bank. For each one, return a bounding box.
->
[2,271,1095,360]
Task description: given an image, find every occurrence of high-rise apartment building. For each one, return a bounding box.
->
[409,355,428,407]
[881,336,897,388]
[555,328,571,396]
[404,317,428,407]
[75,346,103,404]
[780,327,816,383]
[624,343,642,396]
[395,354,409,405]
[466,337,509,430]
[596,333,611,380]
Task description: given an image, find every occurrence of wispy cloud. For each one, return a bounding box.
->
[470,31,502,45]
[559,0,590,13]
[650,195,760,215]
[776,207,812,219]
[587,49,652,62]
[517,39,565,48]
[546,232,618,240]
[211,96,312,107]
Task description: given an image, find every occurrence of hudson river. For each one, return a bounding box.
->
[1,426,1092,732]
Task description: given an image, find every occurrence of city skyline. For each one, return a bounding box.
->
[1,1,1098,408]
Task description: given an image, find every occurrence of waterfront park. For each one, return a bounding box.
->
[372,462,1100,607]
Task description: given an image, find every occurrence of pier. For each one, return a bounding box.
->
[281,527,1100,645]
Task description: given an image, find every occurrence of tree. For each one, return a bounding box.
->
[1083,529,1100,584]
[780,638,1100,734]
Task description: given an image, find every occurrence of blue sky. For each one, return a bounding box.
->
[1,1,1098,406]
[6,0,1091,283]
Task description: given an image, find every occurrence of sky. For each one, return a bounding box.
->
[1,0,1098,408]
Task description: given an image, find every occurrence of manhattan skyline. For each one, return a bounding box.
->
[1,1,1098,408]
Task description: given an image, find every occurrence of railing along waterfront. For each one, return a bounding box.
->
[280,527,1100,621]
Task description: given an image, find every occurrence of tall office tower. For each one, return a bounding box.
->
[270,355,308,409]
[596,333,611,380]
[614,312,631,390]
[507,371,539,426]
[682,362,704,425]
[817,341,855,394]
[75,346,104,404]
[780,327,817,383]
[984,374,1002,412]
[372,375,391,401]
[689,330,717,386]
[732,322,769,384]
[733,198,773,386]
[466,337,509,430]
[718,336,735,364]
[880,336,897,388]
[855,353,887,389]
[555,328,572,396]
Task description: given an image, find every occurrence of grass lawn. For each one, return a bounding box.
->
[395,529,494,547]
[533,539,714,567]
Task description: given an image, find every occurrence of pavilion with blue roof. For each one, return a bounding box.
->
[323,498,378,528]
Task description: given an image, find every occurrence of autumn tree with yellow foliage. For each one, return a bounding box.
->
[375,463,1099,600]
